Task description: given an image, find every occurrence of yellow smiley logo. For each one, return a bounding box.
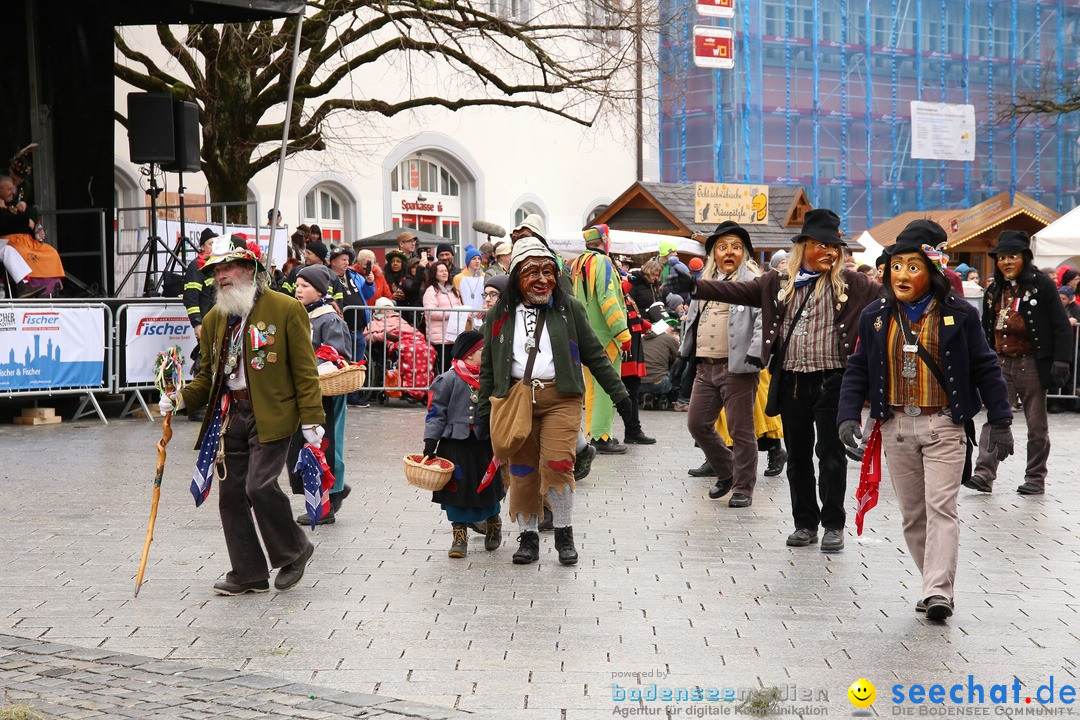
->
[848,678,876,709]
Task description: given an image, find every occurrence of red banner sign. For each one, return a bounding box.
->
[697,0,734,18]
[693,26,735,69]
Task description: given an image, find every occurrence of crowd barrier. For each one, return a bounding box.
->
[3,298,1078,422]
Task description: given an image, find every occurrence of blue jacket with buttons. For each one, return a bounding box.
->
[837,294,1012,425]
[425,369,487,441]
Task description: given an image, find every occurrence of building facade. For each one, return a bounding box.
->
[659,0,1080,234]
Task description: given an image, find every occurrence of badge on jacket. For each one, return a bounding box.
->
[874,316,883,332]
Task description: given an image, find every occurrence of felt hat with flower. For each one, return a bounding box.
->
[201,234,265,275]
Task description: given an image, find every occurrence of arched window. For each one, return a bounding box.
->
[390,155,462,242]
[513,204,545,230]
[302,186,345,243]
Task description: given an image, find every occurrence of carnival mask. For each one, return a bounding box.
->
[889,252,931,303]
[996,253,1023,281]
[802,240,840,273]
[517,257,557,306]
[713,235,745,275]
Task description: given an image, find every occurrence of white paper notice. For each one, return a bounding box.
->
[910,101,976,162]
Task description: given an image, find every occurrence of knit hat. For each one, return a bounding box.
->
[297,264,334,296]
[306,240,329,262]
[769,250,788,270]
[513,213,546,240]
[484,274,509,295]
[1058,285,1075,299]
[509,237,556,274]
[666,293,684,312]
[436,243,454,257]
[451,330,485,361]
[954,262,973,277]
[465,245,483,266]
[688,257,704,272]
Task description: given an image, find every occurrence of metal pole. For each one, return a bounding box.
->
[268,9,306,267]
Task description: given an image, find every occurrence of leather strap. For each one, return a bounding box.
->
[521,309,548,383]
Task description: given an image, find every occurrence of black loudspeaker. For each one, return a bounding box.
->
[162,101,200,173]
[127,92,175,164]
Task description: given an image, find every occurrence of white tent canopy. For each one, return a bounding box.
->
[1033,204,1080,269]
[851,230,886,267]
[546,229,704,259]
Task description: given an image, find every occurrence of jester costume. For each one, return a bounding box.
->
[570,226,631,443]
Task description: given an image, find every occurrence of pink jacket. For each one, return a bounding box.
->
[423,284,463,345]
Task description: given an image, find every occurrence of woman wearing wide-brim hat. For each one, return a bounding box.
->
[679,208,880,553]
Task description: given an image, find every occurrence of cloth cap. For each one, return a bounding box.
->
[1058,285,1076,299]
[666,293,684,312]
[201,235,264,274]
[988,230,1032,257]
[374,297,395,308]
[465,246,483,266]
[509,237,556,274]
[306,240,329,262]
[297,264,334,296]
[494,241,513,257]
[794,208,846,247]
[396,230,417,243]
[513,213,546,240]
[329,245,355,264]
[484,274,509,295]
[451,330,485,360]
[705,220,754,257]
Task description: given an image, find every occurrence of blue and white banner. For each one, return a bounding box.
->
[0,305,106,392]
[121,304,198,386]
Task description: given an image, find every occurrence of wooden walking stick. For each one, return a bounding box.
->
[135,346,185,597]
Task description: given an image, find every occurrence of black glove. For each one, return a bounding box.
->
[672,266,695,295]
[615,396,634,417]
[744,354,765,370]
[423,438,439,459]
[838,420,863,462]
[987,420,1014,462]
[1051,360,1072,388]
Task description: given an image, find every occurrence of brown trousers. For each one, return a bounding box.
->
[974,355,1050,488]
[220,400,312,584]
[505,384,582,520]
[686,360,759,494]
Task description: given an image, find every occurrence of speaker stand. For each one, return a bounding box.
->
[115,163,186,297]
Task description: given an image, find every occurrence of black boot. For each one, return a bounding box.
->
[329,483,351,513]
[449,523,469,558]
[512,531,540,564]
[764,446,787,477]
[553,526,578,565]
[688,461,714,477]
[484,514,502,551]
[538,506,554,531]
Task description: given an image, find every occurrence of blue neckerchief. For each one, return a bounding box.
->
[793,269,822,288]
[304,298,328,312]
[900,293,933,322]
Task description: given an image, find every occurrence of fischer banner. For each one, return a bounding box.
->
[0,305,106,392]
[121,303,198,386]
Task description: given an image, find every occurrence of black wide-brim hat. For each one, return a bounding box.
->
[705,220,754,257]
[794,208,846,247]
[887,219,948,257]
[988,229,1032,257]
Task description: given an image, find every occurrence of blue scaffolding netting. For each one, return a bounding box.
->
[658,0,1080,232]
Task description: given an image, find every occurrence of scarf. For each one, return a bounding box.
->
[304,298,328,313]
[792,269,822,288]
[451,358,480,389]
[191,394,230,507]
[899,293,934,322]
[854,420,883,536]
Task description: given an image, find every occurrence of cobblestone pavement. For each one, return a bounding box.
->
[2,403,1078,719]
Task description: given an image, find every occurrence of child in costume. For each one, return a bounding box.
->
[422,330,504,557]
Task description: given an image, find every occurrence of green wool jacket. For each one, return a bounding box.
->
[478,294,629,418]
[181,289,325,447]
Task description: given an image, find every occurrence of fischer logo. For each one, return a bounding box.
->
[22,312,61,329]
[136,316,191,337]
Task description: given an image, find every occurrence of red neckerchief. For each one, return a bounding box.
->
[854,420,882,536]
[451,358,480,389]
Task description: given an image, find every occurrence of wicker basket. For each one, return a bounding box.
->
[319,363,367,396]
[404,454,454,491]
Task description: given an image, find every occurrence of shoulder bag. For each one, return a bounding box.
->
[764,287,814,417]
[489,309,547,458]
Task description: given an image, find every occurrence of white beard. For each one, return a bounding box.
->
[215,280,258,318]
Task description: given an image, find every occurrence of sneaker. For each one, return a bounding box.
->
[574,443,597,481]
[687,461,714,477]
[512,531,540,565]
[449,524,468,558]
[212,577,269,596]
[961,475,992,493]
[924,595,953,621]
[820,528,845,553]
[764,446,787,477]
[591,437,628,454]
[786,528,819,547]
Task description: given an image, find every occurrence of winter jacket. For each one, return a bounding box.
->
[424,369,487,441]
[423,283,464,344]
[627,269,664,322]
